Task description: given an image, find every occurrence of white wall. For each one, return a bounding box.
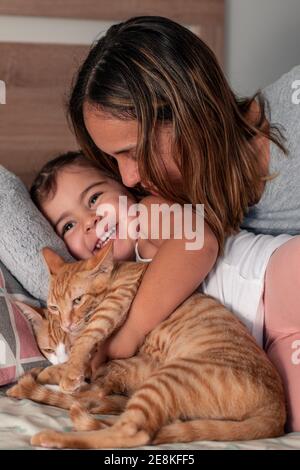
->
[0,1,300,96]
[0,15,112,45]
[226,0,300,95]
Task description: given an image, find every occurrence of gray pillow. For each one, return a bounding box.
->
[0,165,74,302]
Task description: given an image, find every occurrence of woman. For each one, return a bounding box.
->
[68,16,300,431]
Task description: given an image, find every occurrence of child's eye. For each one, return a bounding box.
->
[62,221,75,236]
[89,193,102,207]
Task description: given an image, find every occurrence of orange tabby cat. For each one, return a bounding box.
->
[8,241,286,448]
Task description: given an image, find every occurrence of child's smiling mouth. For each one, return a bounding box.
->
[93,225,117,254]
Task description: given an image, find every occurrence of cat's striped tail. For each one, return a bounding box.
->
[6,373,74,409]
[68,399,285,443]
[7,373,127,415]
[153,415,285,444]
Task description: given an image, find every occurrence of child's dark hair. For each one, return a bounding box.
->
[30,150,107,209]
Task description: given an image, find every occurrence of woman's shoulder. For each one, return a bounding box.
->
[263,65,300,93]
[138,194,218,253]
[261,65,300,115]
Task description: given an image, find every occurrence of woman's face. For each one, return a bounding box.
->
[83,105,181,194]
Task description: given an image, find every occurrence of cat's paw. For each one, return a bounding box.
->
[6,374,36,400]
[69,402,104,431]
[6,383,23,399]
[31,430,65,448]
[60,367,85,393]
[37,364,65,385]
[28,367,45,379]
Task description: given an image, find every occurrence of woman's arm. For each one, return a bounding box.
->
[106,196,218,356]
[90,196,219,370]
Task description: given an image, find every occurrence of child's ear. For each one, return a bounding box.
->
[86,240,114,276]
[15,301,46,331]
[42,247,65,275]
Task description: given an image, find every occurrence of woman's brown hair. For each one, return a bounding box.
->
[68,16,286,250]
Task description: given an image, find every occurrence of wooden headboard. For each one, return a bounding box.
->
[0,0,225,187]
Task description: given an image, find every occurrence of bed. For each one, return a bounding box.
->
[0,0,299,450]
[1,385,300,450]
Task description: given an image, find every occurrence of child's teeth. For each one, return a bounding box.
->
[97,227,116,248]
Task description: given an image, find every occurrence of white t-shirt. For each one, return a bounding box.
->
[135,230,293,347]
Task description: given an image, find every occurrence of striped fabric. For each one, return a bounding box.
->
[0,261,48,386]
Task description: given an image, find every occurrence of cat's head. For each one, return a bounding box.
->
[42,241,115,334]
[16,301,70,364]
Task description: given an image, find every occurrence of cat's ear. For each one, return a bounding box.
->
[87,240,114,276]
[15,301,46,330]
[42,247,65,275]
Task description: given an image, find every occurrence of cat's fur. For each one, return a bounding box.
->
[8,242,286,448]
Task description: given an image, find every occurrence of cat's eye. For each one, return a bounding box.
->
[49,305,58,313]
[73,296,82,306]
[43,348,53,354]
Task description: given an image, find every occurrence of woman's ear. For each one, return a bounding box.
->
[15,301,46,331]
[42,247,65,275]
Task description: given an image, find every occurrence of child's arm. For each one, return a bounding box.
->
[91,196,218,368]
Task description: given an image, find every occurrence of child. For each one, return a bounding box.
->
[31,151,298,431]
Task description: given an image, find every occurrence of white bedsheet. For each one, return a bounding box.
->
[0,388,299,450]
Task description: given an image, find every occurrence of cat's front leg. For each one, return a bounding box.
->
[59,360,86,393]
[37,364,68,385]
[59,284,140,393]
[59,342,93,393]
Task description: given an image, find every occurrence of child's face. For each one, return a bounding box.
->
[41,165,137,261]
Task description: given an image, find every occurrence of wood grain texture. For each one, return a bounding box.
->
[0,0,224,65]
[0,1,224,186]
[0,43,89,186]
[0,0,224,24]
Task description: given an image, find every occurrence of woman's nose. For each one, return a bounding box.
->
[117,157,140,188]
[85,215,100,233]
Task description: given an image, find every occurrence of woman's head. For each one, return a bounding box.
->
[30,151,137,261]
[69,15,286,249]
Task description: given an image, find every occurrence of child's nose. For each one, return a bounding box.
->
[85,215,100,233]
